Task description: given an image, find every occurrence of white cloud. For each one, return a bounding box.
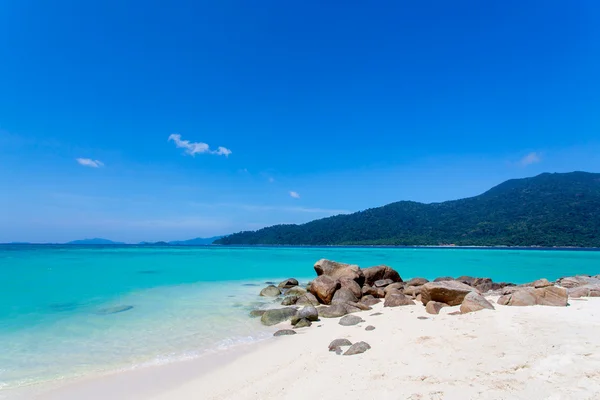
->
[76,158,104,168]
[168,134,231,157]
[519,152,542,166]
[289,191,300,199]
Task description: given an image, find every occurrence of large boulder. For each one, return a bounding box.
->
[498,286,568,307]
[339,277,362,299]
[558,276,600,289]
[278,278,299,289]
[308,275,341,304]
[384,282,405,294]
[568,284,600,298]
[460,292,495,313]
[261,307,298,326]
[297,305,319,321]
[362,265,402,286]
[425,301,446,315]
[296,292,320,306]
[332,288,359,304]
[285,286,307,296]
[420,281,477,306]
[314,259,365,285]
[319,304,349,318]
[384,291,415,307]
[259,285,281,297]
[405,277,429,287]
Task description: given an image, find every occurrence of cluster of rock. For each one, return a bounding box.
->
[251,259,599,352]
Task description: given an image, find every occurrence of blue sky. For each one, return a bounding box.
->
[1,1,600,243]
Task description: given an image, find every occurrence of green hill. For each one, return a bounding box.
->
[215,172,600,247]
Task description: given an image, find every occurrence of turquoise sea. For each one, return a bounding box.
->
[1,245,599,395]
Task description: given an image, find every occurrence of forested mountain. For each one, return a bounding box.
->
[215,172,600,247]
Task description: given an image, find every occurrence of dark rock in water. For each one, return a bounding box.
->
[331,288,358,304]
[278,278,299,289]
[434,276,454,282]
[296,293,320,306]
[329,338,352,351]
[249,309,266,318]
[281,296,299,306]
[97,305,134,315]
[285,286,307,296]
[319,304,348,318]
[406,277,429,287]
[339,315,364,326]
[260,285,282,297]
[49,302,79,312]
[260,307,297,326]
[314,259,365,286]
[362,265,402,286]
[308,275,341,304]
[293,318,312,328]
[265,281,276,285]
[343,341,371,356]
[273,329,296,336]
[384,292,415,307]
[365,325,376,331]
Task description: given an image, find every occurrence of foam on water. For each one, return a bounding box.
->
[1,245,599,393]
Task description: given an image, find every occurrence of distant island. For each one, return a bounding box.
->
[215,172,600,247]
[66,238,126,245]
[62,236,224,246]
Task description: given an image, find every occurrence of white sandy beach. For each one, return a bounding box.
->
[33,296,600,400]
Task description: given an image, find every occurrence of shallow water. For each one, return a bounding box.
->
[1,245,599,391]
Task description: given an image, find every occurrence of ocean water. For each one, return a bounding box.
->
[1,245,599,394]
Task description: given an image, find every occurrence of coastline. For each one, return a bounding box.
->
[29,297,600,400]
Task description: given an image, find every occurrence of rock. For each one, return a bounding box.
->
[362,265,402,286]
[278,278,299,289]
[417,316,429,320]
[403,286,422,297]
[328,338,352,351]
[285,286,307,296]
[249,309,266,318]
[97,305,134,315]
[260,285,282,297]
[425,301,446,315]
[472,278,494,293]
[456,276,477,286]
[319,304,349,318]
[460,292,495,313]
[558,276,600,289]
[531,278,554,288]
[314,259,365,285]
[293,318,312,328]
[498,286,568,307]
[362,285,385,298]
[273,329,296,336]
[308,275,341,304]
[365,325,376,331]
[343,341,371,356]
[420,281,478,306]
[332,288,359,304]
[434,276,454,282]
[339,277,362,299]
[416,294,422,303]
[370,312,383,316]
[374,279,395,288]
[406,277,429,287]
[360,295,381,306]
[384,282,405,294]
[343,301,372,311]
[260,307,297,326]
[568,284,600,298]
[339,315,364,326]
[297,305,319,321]
[281,296,299,306]
[296,293,320,306]
[384,291,415,307]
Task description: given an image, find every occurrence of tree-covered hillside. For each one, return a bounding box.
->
[214,172,600,247]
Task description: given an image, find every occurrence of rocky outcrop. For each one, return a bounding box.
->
[420,280,477,306]
[425,301,445,315]
[261,307,297,326]
[314,259,365,285]
[260,285,281,297]
[497,286,568,307]
[362,265,402,286]
[278,278,299,289]
[384,291,415,307]
[308,275,341,304]
[343,341,371,356]
[339,315,364,326]
[460,292,495,313]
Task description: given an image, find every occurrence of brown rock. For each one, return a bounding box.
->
[362,265,402,286]
[328,338,352,351]
[308,275,341,305]
[403,286,422,297]
[285,286,307,296]
[273,329,296,336]
[362,285,385,298]
[434,276,454,282]
[278,278,299,289]
[314,259,365,285]
[532,278,554,288]
[416,294,422,303]
[568,284,600,298]
[374,279,395,288]
[343,341,371,356]
[406,277,429,287]
[296,292,320,306]
[420,281,478,306]
[339,277,362,299]
[360,295,381,306]
[384,282,405,294]
[558,276,600,289]
[384,291,415,307]
[425,301,445,315]
[456,276,477,286]
[319,304,349,318]
[344,301,372,311]
[331,288,358,304]
[498,286,568,307]
[460,292,495,313]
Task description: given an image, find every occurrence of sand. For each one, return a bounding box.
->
[36,297,600,400]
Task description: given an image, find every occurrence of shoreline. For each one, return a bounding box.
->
[27,297,600,400]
